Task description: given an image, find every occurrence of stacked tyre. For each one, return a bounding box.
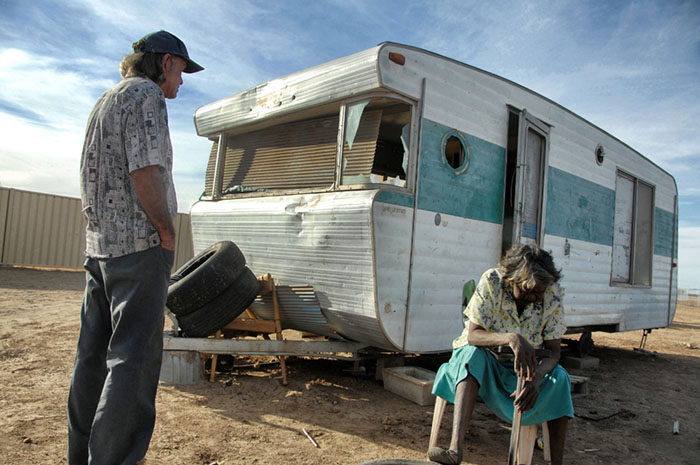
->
[166,241,260,337]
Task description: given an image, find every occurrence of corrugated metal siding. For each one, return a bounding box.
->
[194,47,382,137]
[1,188,85,268]
[0,187,193,272]
[249,285,337,338]
[0,188,10,256]
[189,191,395,349]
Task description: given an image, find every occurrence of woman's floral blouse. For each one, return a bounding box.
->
[452,268,566,349]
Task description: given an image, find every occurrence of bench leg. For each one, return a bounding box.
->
[517,424,538,465]
[542,422,551,464]
[429,396,447,449]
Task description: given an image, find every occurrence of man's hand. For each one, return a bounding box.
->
[159,232,176,251]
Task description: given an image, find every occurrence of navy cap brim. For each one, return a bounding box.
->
[183,59,204,74]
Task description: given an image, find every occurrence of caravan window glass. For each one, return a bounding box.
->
[612,171,654,286]
[203,110,340,196]
[341,97,412,187]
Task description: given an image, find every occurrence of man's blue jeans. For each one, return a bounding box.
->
[67,246,173,465]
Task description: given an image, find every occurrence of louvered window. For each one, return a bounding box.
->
[203,96,412,197]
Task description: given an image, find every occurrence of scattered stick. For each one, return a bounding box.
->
[302,428,319,448]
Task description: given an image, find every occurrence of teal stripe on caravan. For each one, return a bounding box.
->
[375,190,414,208]
[654,207,675,258]
[416,119,505,223]
[545,167,615,246]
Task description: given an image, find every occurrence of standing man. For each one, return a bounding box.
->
[68,31,203,464]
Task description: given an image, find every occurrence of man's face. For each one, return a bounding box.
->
[159,54,187,99]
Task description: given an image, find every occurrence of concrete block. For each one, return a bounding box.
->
[383,366,436,406]
[375,356,405,381]
[562,355,599,370]
[160,350,205,385]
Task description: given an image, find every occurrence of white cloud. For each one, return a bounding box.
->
[0,48,114,131]
[678,226,700,289]
[0,113,82,197]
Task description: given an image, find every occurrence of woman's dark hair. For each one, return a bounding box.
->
[499,244,562,291]
[119,52,165,83]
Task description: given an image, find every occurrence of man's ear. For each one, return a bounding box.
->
[161,53,172,72]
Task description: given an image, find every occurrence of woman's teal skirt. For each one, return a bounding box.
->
[432,345,574,426]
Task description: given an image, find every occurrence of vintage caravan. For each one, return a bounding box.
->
[189,43,678,353]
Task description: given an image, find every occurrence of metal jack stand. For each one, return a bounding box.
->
[634,329,658,356]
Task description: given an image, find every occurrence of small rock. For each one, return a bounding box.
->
[22,437,33,444]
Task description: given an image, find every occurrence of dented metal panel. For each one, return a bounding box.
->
[194,47,383,137]
[190,190,401,350]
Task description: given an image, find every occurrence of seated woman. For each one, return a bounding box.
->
[428,244,574,465]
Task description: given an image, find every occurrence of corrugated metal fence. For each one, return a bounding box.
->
[0,187,193,272]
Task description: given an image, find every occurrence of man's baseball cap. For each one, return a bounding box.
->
[132,30,204,73]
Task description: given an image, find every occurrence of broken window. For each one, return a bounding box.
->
[612,171,654,285]
[341,97,411,187]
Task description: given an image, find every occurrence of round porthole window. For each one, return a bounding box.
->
[441,131,470,175]
[595,144,605,165]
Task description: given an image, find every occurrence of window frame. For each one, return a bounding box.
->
[204,92,417,200]
[335,93,417,193]
[611,169,655,287]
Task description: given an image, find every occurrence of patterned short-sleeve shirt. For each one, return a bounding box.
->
[452,268,566,349]
[80,76,177,258]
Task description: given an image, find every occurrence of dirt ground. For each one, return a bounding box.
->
[1,266,699,465]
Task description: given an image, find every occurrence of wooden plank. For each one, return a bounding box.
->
[163,334,368,356]
[224,319,276,333]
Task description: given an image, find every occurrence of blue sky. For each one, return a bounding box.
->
[0,0,698,288]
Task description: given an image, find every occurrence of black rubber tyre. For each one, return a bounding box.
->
[166,241,246,316]
[177,267,260,337]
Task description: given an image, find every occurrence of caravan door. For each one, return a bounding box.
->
[510,109,550,247]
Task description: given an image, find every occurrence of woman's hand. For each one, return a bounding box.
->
[509,333,536,381]
[512,375,541,412]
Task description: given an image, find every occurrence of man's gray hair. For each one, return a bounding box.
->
[498,244,562,291]
[119,52,165,83]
